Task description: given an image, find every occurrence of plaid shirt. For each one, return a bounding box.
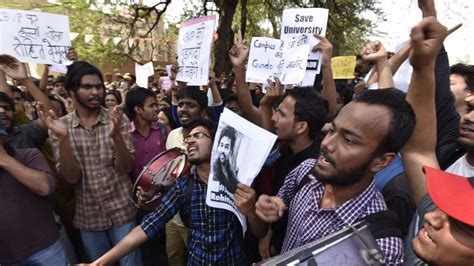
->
[50,107,136,230]
[278,159,404,264]
[141,170,246,265]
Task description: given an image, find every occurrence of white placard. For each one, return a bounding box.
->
[0,8,71,65]
[246,36,309,84]
[206,108,277,233]
[176,15,216,86]
[135,62,154,88]
[49,64,67,74]
[281,8,329,86]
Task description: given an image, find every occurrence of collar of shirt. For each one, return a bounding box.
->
[71,107,108,128]
[131,121,161,132]
[310,175,379,226]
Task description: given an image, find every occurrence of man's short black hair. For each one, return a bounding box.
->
[124,87,155,121]
[187,118,217,141]
[65,61,104,93]
[53,75,66,85]
[284,88,329,140]
[451,63,474,91]
[11,86,25,100]
[176,86,208,110]
[353,89,416,154]
[0,92,15,112]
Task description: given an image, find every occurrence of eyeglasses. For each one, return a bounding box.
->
[79,83,104,90]
[184,131,211,144]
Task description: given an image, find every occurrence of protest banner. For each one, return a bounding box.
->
[246,36,309,84]
[135,62,154,88]
[206,108,277,233]
[176,15,216,86]
[0,8,71,65]
[281,8,329,86]
[331,56,356,79]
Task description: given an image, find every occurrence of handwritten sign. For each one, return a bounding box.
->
[135,62,154,88]
[246,36,309,84]
[281,8,329,86]
[176,15,216,86]
[0,8,71,65]
[331,56,356,79]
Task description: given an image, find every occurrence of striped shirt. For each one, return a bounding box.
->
[278,159,404,264]
[50,107,136,230]
[141,170,246,265]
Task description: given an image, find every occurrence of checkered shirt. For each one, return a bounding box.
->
[141,170,247,265]
[278,159,404,264]
[50,107,136,230]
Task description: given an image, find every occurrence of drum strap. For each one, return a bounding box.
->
[295,171,403,239]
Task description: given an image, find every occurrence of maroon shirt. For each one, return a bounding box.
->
[0,148,58,264]
[130,122,168,182]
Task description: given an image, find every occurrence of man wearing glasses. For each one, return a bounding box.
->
[85,118,266,265]
[42,61,141,265]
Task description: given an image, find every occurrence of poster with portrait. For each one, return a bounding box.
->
[206,108,277,233]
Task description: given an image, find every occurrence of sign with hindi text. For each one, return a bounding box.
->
[0,8,71,65]
[246,36,309,84]
[176,15,216,86]
[281,8,329,86]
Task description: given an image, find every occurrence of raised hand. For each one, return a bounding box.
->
[229,30,249,68]
[234,183,258,218]
[67,47,78,61]
[260,77,284,107]
[409,17,448,69]
[255,194,287,223]
[109,105,123,138]
[37,101,68,137]
[360,41,388,64]
[0,54,28,81]
[312,34,334,67]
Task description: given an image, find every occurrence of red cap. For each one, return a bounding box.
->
[424,166,474,226]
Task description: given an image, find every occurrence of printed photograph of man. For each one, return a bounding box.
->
[212,125,239,194]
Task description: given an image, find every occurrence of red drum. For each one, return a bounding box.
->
[131,148,189,211]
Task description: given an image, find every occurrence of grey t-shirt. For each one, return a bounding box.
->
[6,120,48,149]
[403,194,436,266]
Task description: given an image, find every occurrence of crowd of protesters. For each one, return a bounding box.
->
[0,0,473,265]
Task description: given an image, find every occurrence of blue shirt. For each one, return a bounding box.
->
[141,170,247,265]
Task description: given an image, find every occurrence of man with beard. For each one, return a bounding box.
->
[41,61,141,265]
[213,125,239,194]
[87,119,266,265]
[164,86,208,266]
[255,88,416,264]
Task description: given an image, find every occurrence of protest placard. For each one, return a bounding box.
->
[331,56,356,79]
[246,36,309,84]
[176,15,216,86]
[206,108,277,233]
[281,8,329,86]
[135,62,154,88]
[0,8,71,65]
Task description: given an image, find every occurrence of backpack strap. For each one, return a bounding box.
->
[357,210,403,239]
[181,175,195,228]
[295,169,316,193]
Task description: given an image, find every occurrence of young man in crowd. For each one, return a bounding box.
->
[256,86,416,263]
[401,14,474,265]
[87,119,266,265]
[124,87,169,265]
[40,61,141,265]
[164,86,208,265]
[0,119,67,265]
[450,63,474,116]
